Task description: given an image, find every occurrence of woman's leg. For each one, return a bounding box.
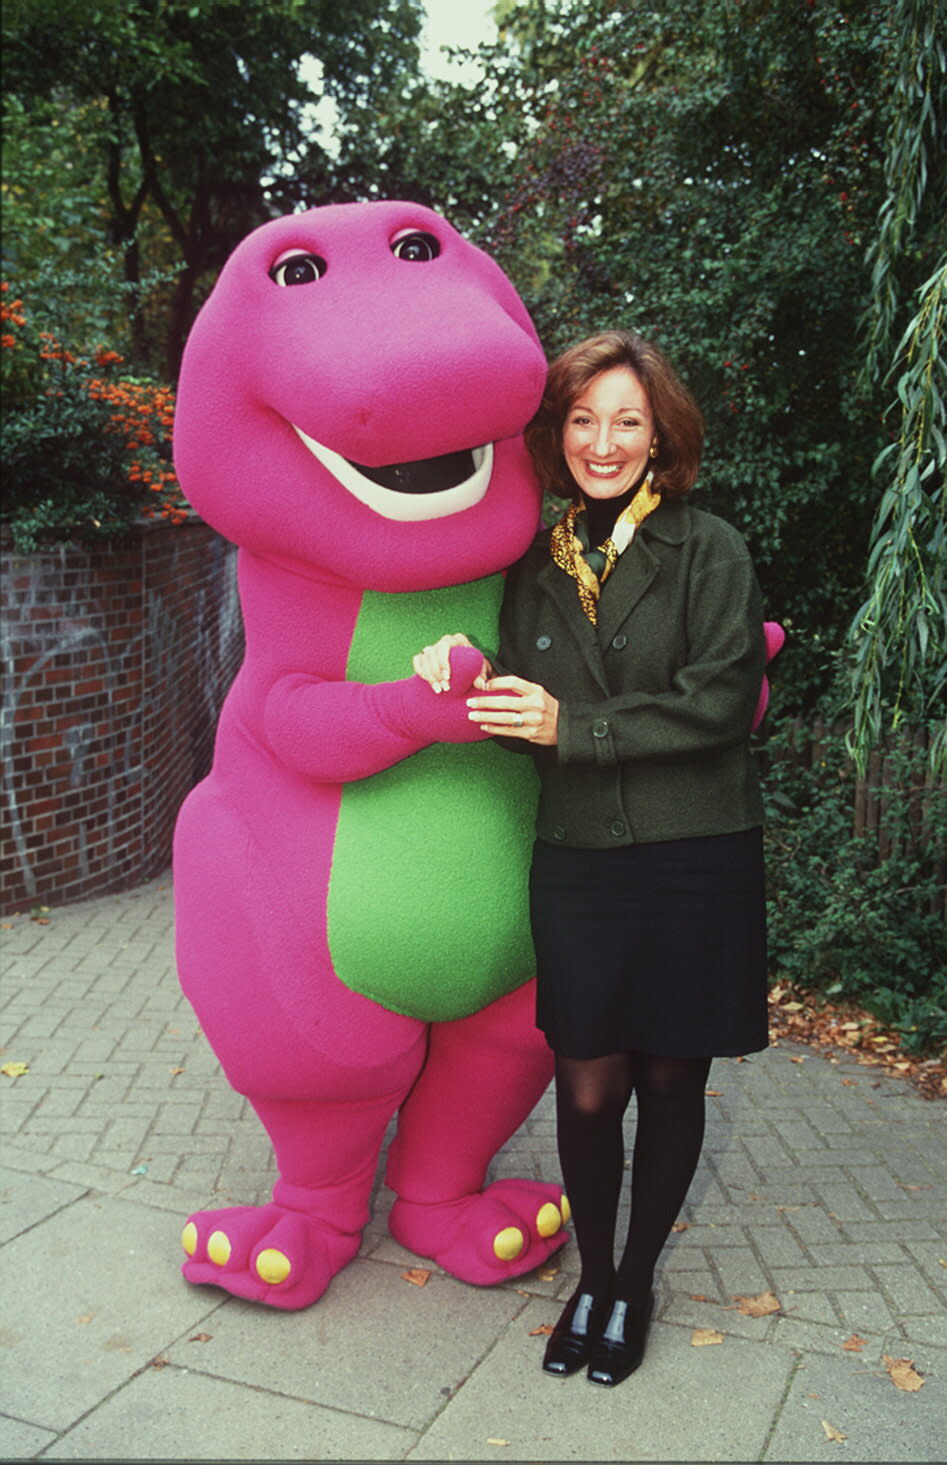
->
[613,1051,712,1305]
[541,1050,634,1374]
[586,1051,711,1385]
[553,1051,635,1297]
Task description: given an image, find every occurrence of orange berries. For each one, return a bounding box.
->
[3,279,190,528]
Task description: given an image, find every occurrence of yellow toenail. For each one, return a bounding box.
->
[536,1202,562,1238]
[493,1226,525,1261]
[256,1248,292,1285]
[181,1221,198,1257]
[208,1229,232,1266]
[560,1193,572,1225]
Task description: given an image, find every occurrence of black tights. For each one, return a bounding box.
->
[554,1050,712,1303]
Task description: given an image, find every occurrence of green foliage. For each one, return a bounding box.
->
[843,0,947,778]
[846,258,947,775]
[762,720,947,1056]
[1,282,186,551]
[861,0,946,384]
[2,0,427,374]
[382,0,943,716]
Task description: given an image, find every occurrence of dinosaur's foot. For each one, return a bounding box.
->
[388,1180,571,1286]
[180,1202,361,1310]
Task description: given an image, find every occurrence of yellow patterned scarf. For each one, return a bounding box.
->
[549,474,661,623]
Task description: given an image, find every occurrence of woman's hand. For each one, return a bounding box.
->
[466,675,559,746]
[412,633,492,693]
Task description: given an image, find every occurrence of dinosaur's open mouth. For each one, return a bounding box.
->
[294,426,493,521]
[349,450,477,494]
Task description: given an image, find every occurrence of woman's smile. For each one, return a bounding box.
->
[562,366,656,500]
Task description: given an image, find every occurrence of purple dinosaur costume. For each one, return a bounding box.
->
[171,201,571,1309]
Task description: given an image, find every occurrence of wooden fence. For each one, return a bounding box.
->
[760,719,946,920]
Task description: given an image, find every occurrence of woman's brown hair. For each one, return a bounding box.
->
[524,330,704,502]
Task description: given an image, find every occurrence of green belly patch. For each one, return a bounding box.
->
[327,579,538,1022]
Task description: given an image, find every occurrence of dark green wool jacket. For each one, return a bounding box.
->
[496,497,766,848]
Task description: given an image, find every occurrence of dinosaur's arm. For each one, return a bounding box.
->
[263,645,491,782]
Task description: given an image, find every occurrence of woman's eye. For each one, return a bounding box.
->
[270,254,327,286]
[391,232,441,262]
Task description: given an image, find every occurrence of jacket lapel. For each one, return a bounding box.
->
[597,499,690,646]
[535,556,610,694]
[597,535,659,647]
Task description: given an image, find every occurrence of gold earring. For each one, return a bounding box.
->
[649,442,658,459]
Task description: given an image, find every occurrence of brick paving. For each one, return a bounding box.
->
[1,874,945,1462]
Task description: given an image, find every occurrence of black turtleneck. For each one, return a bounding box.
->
[579,465,657,547]
[580,483,638,548]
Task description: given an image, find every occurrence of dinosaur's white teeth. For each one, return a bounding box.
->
[293,427,493,521]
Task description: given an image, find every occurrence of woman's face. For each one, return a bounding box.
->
[562,366,656,501]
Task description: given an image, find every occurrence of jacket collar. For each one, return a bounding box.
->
[535,497,691,678]
[637,496,690,544]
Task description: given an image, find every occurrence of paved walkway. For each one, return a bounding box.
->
[1,875,945,1463]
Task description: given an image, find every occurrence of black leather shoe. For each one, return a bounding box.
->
[586,1292,654,1386]
[542,1291,608,1376]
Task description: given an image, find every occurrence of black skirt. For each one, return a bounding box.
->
[529,828,769,1060]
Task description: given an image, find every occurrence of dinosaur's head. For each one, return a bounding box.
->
[174,201,547,590]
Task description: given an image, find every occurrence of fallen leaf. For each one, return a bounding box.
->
[705,1088,723,1097]
[690,1294,707,1302]
[76,1313,94,1325]
[767,982,947,1099]
[169,1067,185,1076]
[842,1333,868,1352]
[486,1440,510,1447]
[882,1355,925,1392]
[821,1420,847,1443]
[900,1184,930,1191]
[730,1290,781,1317]
[151,1355,170,1369]
[789,1055,806,1064]
[189,1332,213,1343]
[401,1268,431,1287]
[840,1077,857,1086]
[537,1266,560,1282]
[691,1327,724,1346]
[1,1061,29,1079]
[671,1221,689,1232]
[530,1324,555,1336]
[938,1258,947,1269]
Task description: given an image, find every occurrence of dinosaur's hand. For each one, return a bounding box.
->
[263,647,498,783]
[387,644,496,744]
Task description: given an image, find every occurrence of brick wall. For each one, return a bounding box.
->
[1,521,243,914]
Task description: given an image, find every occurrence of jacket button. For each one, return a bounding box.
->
[611,632,628,650]
[592,719,609,738]
[610,820,626,837]
[553,825,567,841]
[536,634,552,651]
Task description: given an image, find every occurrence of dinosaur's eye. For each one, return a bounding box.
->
[270,253,327,286]
[391,231,440,263]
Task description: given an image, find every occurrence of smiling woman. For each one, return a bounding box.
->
[415,327,778,1387]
